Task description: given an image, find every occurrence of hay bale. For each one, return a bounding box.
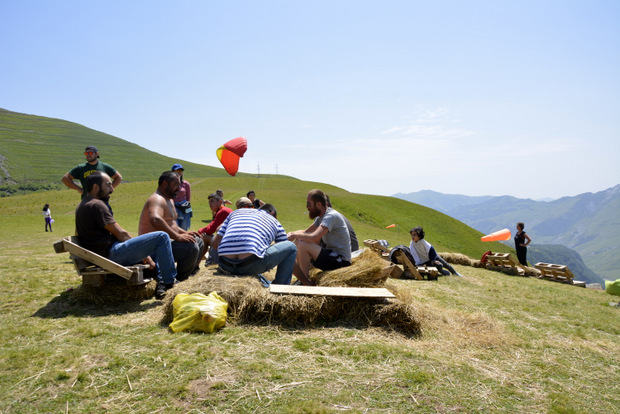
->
[312,249,389,287]
[160,268,422,336]
[69,278,156,305]
[439,252,476,267]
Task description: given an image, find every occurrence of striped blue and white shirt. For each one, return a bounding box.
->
[217,209,287,258]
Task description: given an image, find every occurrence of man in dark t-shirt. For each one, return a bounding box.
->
[62,145,122,199]
[75,171,177,299]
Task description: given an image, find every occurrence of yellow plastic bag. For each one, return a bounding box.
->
[169,292,228,333]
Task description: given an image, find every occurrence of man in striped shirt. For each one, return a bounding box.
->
[210,203,297,285]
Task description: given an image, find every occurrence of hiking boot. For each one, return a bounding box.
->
[155,282,175,299]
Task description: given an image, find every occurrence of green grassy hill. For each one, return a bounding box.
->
[0,108,284,195]
[0,107,510,257]
[0,186,618,413]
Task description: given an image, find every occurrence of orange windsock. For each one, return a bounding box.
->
[385,224,396,229]
[481,228,511,242]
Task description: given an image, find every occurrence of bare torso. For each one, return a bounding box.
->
[138,192,179,235]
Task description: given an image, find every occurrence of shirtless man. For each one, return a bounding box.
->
[139,171,204,281]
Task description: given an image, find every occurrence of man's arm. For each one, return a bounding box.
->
[111,171,122,188]
[287,223,327,244]
[104,222,132,242]
[61,172,84,195]
[210,233,222,250]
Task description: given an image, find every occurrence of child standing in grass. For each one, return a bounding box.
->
[42,204,53,232]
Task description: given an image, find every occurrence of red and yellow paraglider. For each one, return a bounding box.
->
[481,228,511,242]
[216,137,247,176]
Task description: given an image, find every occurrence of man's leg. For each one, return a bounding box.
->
[228,241,297,285]
[436,255,463,277]
[292,240,322,286]
[108,231,177,284]
[172,237,204,280]
[255,241,297,285]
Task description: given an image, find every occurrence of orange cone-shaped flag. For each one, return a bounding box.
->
[386,224,396,229]
[481,228,511,242]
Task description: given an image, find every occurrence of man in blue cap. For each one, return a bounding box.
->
[62,145,122,198]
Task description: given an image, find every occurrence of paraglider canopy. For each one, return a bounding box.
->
[217,137,247,176]
[481,228,511,242]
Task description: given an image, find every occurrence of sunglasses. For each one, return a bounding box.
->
[84,151,95,155]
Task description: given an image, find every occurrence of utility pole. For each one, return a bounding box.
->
[257,162,260,177]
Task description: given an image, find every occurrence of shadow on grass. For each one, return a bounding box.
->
[32,288,162,319]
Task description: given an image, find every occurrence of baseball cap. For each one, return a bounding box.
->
[85,145,99,158]
[171,163,184,171]
[236,197,253,208]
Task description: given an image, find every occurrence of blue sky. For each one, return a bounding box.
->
[2,1,619,199]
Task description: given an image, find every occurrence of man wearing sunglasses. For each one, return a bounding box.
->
[62,145,122,199]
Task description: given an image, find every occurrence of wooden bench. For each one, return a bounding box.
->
[363,239,390,259]
[54,236,151,287]
[485,252,525,276]
[534,262,585,286]
[389,249,439,280]
[363,239,438,280]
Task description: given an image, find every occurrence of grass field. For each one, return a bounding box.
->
[1,179,619,413]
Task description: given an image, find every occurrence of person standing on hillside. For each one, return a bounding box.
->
[514,222,532,266]
[42,203,53,232]
[171,164,192,230]
[62,145,122,199]
[287,189,351,285]
[138,171,204,283]
[75,171,177,299]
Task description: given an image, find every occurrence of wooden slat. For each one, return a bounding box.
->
[270,285,395,298]
[60,237,133,279]
[393,250,424,280]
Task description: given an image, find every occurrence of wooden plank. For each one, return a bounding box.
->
[363,239,391,253]
[270,285,395,298]
[61,238,133,279]
[393,250,424,280]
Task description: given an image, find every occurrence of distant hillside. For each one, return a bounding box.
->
[394,187,620,280]
[0,108,286,196]
[527,244,605,285]
[392,190,495,214]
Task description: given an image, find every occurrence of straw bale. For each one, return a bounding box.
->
[312,249,389,287]
[439,252,476,267]
[160,267,422,336]
[69,278,156,305]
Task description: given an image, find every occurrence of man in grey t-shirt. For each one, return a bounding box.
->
[287,189,351,285]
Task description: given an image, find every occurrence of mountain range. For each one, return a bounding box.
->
[394,188,619,282]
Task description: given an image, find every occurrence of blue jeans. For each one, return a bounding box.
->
[175,205,192,231]
[108,231,177,284]
[218,241,297,285]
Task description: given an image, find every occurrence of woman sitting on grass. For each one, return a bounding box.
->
[409,226,463,277]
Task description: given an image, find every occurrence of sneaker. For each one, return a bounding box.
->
[155,282,175,299]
